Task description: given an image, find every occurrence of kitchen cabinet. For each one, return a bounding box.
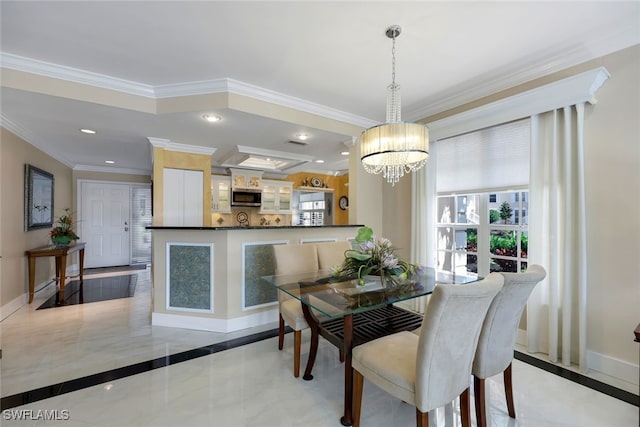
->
[211,176,231,213]
[163,168,203,226]
[230,168,263,190]
[260,180,293,214]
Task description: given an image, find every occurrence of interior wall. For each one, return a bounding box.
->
[582,45,640,365]
[0,128,73,309]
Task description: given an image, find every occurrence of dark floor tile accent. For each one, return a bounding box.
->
[0,328,280,410]
[83,264,147,275]
[37,275,137,309]
[514,351,639,407]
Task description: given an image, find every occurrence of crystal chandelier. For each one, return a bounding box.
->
[360,25,429,185]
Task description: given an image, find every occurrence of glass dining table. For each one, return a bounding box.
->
[262,267,480,426]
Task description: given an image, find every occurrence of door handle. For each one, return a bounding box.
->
[124,221,129,232]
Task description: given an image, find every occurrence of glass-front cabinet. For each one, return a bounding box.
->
[211,176,231,213]
[261,180,293,214]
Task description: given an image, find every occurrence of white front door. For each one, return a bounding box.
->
[80,182,131,268]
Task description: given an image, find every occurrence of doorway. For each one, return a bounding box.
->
[79,181,151,268]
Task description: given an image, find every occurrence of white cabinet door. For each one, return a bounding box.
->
[211,176,231,213]
[261,180,293,214]
[163,168,203,226]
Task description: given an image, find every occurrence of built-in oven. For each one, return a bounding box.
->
[231,189,262,207]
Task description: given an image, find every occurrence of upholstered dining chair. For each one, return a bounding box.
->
[272,243,319,378]
[316,240,352,270]
[472,265,547,427]
[351,273,504,427]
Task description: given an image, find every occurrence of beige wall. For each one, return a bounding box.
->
[1,128,73,308]
[582,45,639,364]
[380,45,640,368]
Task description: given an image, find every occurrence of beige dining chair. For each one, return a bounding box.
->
[472,265,547,427]
[316,240,352,270]
[273,243,319,378]
[351,273,504,427]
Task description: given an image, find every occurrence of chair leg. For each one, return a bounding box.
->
[339,350,345,363]
[353,370,364,427]
[293,329,301,378]
[474,376,487,427]
[460,387,471,427]
[504,362,516,418]
[278,314,285,350]
[416,409,429,427]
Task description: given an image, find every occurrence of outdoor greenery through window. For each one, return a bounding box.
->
[436,190,529,277]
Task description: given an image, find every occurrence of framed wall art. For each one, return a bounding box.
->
[24,164,54,231]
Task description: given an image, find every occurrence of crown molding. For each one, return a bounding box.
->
[147,137,217,155]
[0,52,156,98]
[405,29,639,122]
[1,52,376,129]
[1,114,75,168]
[72,164,152,176]
[427,67,610,141]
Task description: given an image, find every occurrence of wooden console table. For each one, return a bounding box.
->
[25,242,85,303]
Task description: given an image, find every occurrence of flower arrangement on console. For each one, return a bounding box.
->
[331,226,419,287]
[50,208,79,247]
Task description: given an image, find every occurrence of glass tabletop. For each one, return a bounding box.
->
[261,267,480,319]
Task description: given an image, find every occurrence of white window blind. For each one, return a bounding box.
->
[436,119,530,193]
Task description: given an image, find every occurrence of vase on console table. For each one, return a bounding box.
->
[51,234,74,248]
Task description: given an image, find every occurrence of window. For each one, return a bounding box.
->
[437,191,528,276]
[434,118,531,277]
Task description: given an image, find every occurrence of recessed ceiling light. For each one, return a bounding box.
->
[80,128,96,134]
[341,151,350,156]
[296,133,309,141]
[315,159,325,163]
[202,114,222,123]
[105,160,115,164]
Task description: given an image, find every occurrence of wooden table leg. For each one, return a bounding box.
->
[301,304,319,381]
[59,254,67,301]
[28,256,36,303]
[341,314,354,426]
[79,248,85,281]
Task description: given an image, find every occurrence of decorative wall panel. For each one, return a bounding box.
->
[166,242,214,312]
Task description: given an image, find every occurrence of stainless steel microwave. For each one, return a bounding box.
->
[231,189,262,207]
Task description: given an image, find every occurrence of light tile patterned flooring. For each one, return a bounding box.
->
[1,268,638,426]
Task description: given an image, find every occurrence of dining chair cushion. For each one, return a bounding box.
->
[352,331,419,404]
[352,273,504,413]
[472,265,547,379]
[280,298,309,331]
[316,240,352,270]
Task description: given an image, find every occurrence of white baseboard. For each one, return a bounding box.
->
[0,293,27,321]
[152,308,279,333]
[586,350,640,388]
[516,328,639,388]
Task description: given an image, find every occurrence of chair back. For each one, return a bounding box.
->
[316,240,351,270]
[472,265,546,379]
[273,243,319,276]
[415,273,504,412]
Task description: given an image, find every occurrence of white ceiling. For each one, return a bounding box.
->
[1,1,638,176]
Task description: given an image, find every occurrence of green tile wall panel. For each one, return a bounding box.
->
[169,244,212,310]
[243,243,282,308]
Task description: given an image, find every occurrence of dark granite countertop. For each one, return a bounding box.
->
[146,224,364,230]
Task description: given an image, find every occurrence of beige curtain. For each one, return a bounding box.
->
[410,143,437,314]
[527,104,588,372]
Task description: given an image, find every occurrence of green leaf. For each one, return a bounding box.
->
[355,226,373,243]
[345,250,371,261]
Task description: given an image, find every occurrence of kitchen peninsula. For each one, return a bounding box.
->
[148,225,361,332]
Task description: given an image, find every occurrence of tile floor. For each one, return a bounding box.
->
[1,268,638,426]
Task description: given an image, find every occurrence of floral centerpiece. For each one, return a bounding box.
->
[50,208,79,247]
[331,226,419,288]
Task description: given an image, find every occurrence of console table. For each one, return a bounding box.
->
[25,242,85,303]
